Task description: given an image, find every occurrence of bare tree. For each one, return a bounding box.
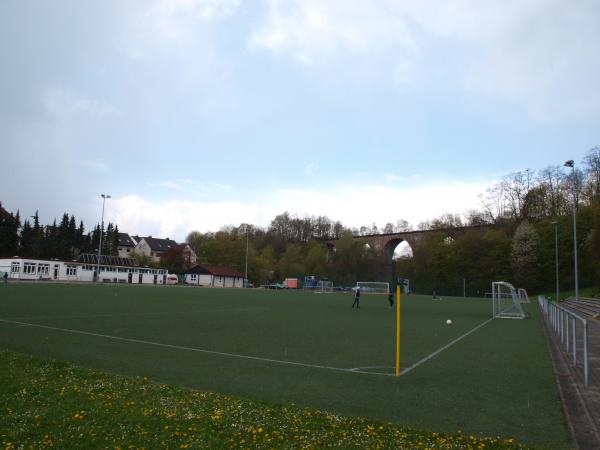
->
[583,146,600,203]
[538,166,565,217]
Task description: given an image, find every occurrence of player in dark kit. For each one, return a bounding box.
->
[352,286,361,308]
[388,289,394,308]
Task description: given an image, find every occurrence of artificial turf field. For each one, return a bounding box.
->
[0,283,572,448]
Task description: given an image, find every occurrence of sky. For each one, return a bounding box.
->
[1,0,599,242]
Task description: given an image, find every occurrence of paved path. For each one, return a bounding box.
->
[542,298,600,450]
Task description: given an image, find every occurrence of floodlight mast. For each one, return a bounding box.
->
[245,225,249,287]
[96,194,111,283]
[551,221,559,302]
[564,160,578,302]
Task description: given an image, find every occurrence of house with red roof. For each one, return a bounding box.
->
[184,264,244,288]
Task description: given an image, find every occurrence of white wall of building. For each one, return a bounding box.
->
[0,258,167,285]
[184,273,243,287]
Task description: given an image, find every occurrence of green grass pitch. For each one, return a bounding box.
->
[0,284,572,448]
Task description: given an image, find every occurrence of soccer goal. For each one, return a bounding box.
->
[315,280,333,294]
[492,281,526,319]
[356,281,389,294]
[517,288,530,304]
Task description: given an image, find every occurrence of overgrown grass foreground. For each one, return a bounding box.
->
[1,350,534,449]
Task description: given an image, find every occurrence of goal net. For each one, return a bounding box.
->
[356,281,389,295]
[492,281,526,319]
[517,288,530,304]
[315,280,333,294]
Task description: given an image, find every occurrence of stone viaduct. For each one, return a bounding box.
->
[324,225,491,281]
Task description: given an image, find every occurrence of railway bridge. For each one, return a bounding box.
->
[324,225,491,281]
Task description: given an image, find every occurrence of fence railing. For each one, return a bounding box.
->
[538,296,589,386]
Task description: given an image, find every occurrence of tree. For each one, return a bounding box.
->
[583,146,600,204]
[160,246,186,273]
[511,221,541,292]
[0,203,20,257]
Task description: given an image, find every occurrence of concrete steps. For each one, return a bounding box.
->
[561,297,600,319]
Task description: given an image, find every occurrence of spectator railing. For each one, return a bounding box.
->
[538,296,589,387]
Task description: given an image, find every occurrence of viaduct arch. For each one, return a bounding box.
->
[324,225,490,281]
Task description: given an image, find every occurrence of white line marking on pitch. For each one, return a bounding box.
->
[350,366,392,372]
[6,307,269,321]
[0,318,393,377]
[399,317,495,376]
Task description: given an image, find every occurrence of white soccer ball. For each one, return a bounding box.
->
[446,319,452,325]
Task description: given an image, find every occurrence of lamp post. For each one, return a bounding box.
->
[244,225,249,287]
[96,194,111,282]
[564,160,578,302]
[551,221,559,301]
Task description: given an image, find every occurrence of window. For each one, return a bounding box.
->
[11,262,20,273]
[66,265,77,276]
[24,262,36,274]
[37,264,50,275]
[190,274,197,281]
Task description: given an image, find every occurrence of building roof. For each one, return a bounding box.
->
[139,237,178,252]
[185,264,244,278]
[117,233,137,247]
[78,253,139,267]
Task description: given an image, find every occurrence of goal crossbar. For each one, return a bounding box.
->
[356,281,389,295]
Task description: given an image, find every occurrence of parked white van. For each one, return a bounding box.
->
[166,274,179,285]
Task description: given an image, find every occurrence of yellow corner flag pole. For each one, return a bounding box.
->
[395,283,401,377]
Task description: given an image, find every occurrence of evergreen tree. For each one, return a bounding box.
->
[31,211,43,257]
[112,225,120,256]
[20,219,34,257]
[0,203,20,257]
[43,220,59,259]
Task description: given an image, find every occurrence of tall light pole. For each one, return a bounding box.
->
[564,160,578,301]
[244,225,249,287]
[96,194,111,282]
[551,221,559,301]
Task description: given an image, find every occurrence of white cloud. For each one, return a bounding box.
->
[138,0,240,44]
[250,0,600,120]
[305,162,318,176]
[106,179,492,242]
[181,179,233,191]
[109,195,264,241]
[384,173,403,182]
[42,87,122,119]
[81,160,109,173]
[149,181,185,191]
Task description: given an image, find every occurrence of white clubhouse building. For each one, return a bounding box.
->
[0,254,168,285]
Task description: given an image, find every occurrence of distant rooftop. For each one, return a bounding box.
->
[78,253,139,267]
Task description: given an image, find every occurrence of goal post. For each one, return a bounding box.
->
[492,281,526,319]
[517,288,530,304]
[356,281,389,294]
[314,280,333,294]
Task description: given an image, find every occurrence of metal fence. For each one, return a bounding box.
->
[538,296,589,386]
